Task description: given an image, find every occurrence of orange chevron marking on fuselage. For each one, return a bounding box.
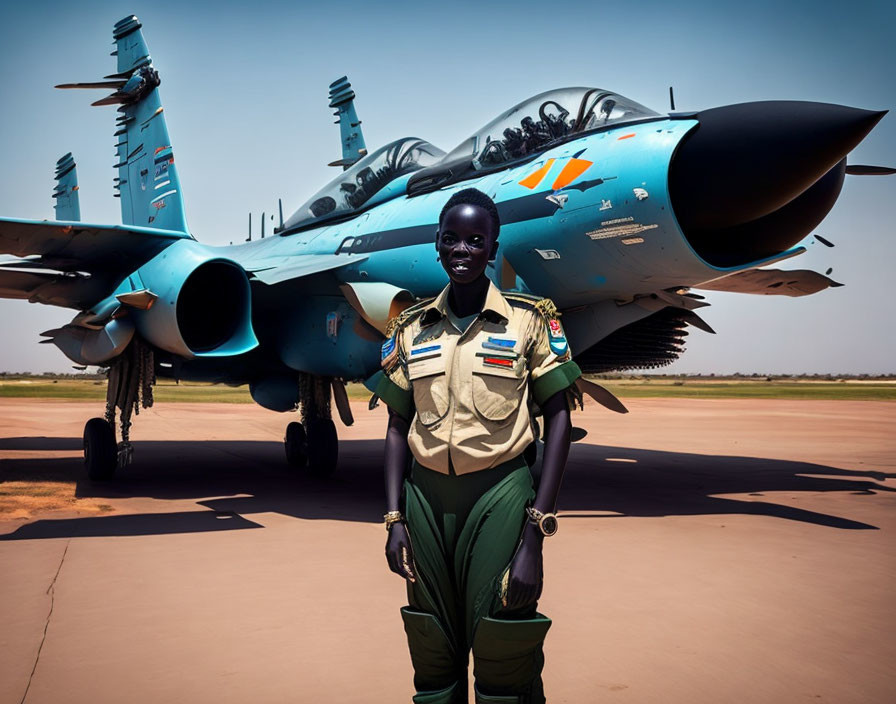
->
[518,158,556,189]
[551,158,593,190]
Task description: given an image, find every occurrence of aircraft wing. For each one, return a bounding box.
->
[696,268,842,297]
[0,216,191,308]
[244,253,368,285]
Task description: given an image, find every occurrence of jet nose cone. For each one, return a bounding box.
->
[669,101,887,233]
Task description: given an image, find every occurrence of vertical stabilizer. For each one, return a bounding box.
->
[57,15,190,234]
[53,153,80,221]
[327,77,367,170]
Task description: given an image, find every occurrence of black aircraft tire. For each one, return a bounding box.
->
[84,417,117,480]
[285,421,308,469]
[306,418,338,477]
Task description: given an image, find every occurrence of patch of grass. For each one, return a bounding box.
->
[0,380,253,403]
[2,378,894,402]
[594,381,896,401]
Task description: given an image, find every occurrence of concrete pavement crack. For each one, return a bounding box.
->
[19,539,70,704]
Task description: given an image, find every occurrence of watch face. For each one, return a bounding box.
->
[541,515,558,536]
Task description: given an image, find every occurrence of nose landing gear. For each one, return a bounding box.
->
[284,375,350,476]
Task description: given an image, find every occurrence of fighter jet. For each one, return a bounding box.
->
[0,15,891,479]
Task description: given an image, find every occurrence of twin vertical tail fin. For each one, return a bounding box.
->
[56,16,190,234]
[327,76,367,170]
[53,153,80,221]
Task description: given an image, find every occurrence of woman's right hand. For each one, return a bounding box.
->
[385,521,417,583]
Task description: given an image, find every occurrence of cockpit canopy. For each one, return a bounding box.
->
[408,88,659,195]
[283,137,445,231]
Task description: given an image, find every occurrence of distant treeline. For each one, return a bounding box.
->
[1,372,109,380]
[1,371,894,382]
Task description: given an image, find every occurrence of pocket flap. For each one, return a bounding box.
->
[473,354,522,379]
[407,353,445,380]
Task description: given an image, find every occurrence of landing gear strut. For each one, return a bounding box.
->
[84,339,155,480]
[285,375,348,477]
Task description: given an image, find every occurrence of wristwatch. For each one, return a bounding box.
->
[525,506,559,537]
[384,510,405,531]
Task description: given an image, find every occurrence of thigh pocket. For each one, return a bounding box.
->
[472,365,526,422]
[408,354,450,427]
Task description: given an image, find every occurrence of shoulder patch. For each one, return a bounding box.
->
[547,317,569,357]
[533,298,567,356]
[381,334,400,372]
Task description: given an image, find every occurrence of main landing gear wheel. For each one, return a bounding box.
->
[84,417,117,480]
[306,417,338,477]
[285,421,308,469]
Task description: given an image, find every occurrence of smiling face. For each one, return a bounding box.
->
[436,204,499,285]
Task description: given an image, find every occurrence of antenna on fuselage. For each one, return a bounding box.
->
[278,198,284,229]
[246,212,252,242]
[261,212,265,239]
[669,86,676,112]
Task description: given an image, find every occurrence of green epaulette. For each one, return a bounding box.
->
[385,297,435,338]
[504,292,561,319]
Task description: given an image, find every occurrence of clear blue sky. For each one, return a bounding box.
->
[1,0,894,374]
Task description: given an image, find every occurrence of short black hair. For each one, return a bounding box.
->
[438,188,500,237]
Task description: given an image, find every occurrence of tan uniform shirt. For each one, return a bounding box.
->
[377,281,581,475]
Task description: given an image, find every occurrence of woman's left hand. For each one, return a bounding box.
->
[503,521,544,611]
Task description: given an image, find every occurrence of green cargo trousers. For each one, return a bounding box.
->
[400,457,552,704]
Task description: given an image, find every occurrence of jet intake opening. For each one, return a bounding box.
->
[176,261,248,353]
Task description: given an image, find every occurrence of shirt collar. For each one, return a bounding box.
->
[420,280,513,327]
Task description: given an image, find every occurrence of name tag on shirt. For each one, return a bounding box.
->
[408,344,442,364]
[481,337,517,352]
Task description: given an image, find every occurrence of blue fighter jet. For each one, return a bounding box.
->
[0,16,891,478]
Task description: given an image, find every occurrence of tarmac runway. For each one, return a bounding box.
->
[0,398,893,704]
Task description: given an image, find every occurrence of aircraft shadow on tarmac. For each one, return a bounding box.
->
[0,436,893,540]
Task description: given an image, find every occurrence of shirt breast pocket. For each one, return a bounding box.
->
[407,352,450,427]
[471,360,526,423]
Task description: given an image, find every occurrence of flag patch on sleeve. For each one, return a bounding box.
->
[548,319,563,338]
[546,318,569,356]
[381,335,398,370]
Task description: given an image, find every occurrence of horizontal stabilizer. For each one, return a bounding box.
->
[247,253,368,286]
[0,268,102,309]
[846,164,896,175]
[0,217,190,308]
[697,268,842,297]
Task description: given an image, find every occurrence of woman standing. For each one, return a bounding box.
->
[376,188,580,704]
